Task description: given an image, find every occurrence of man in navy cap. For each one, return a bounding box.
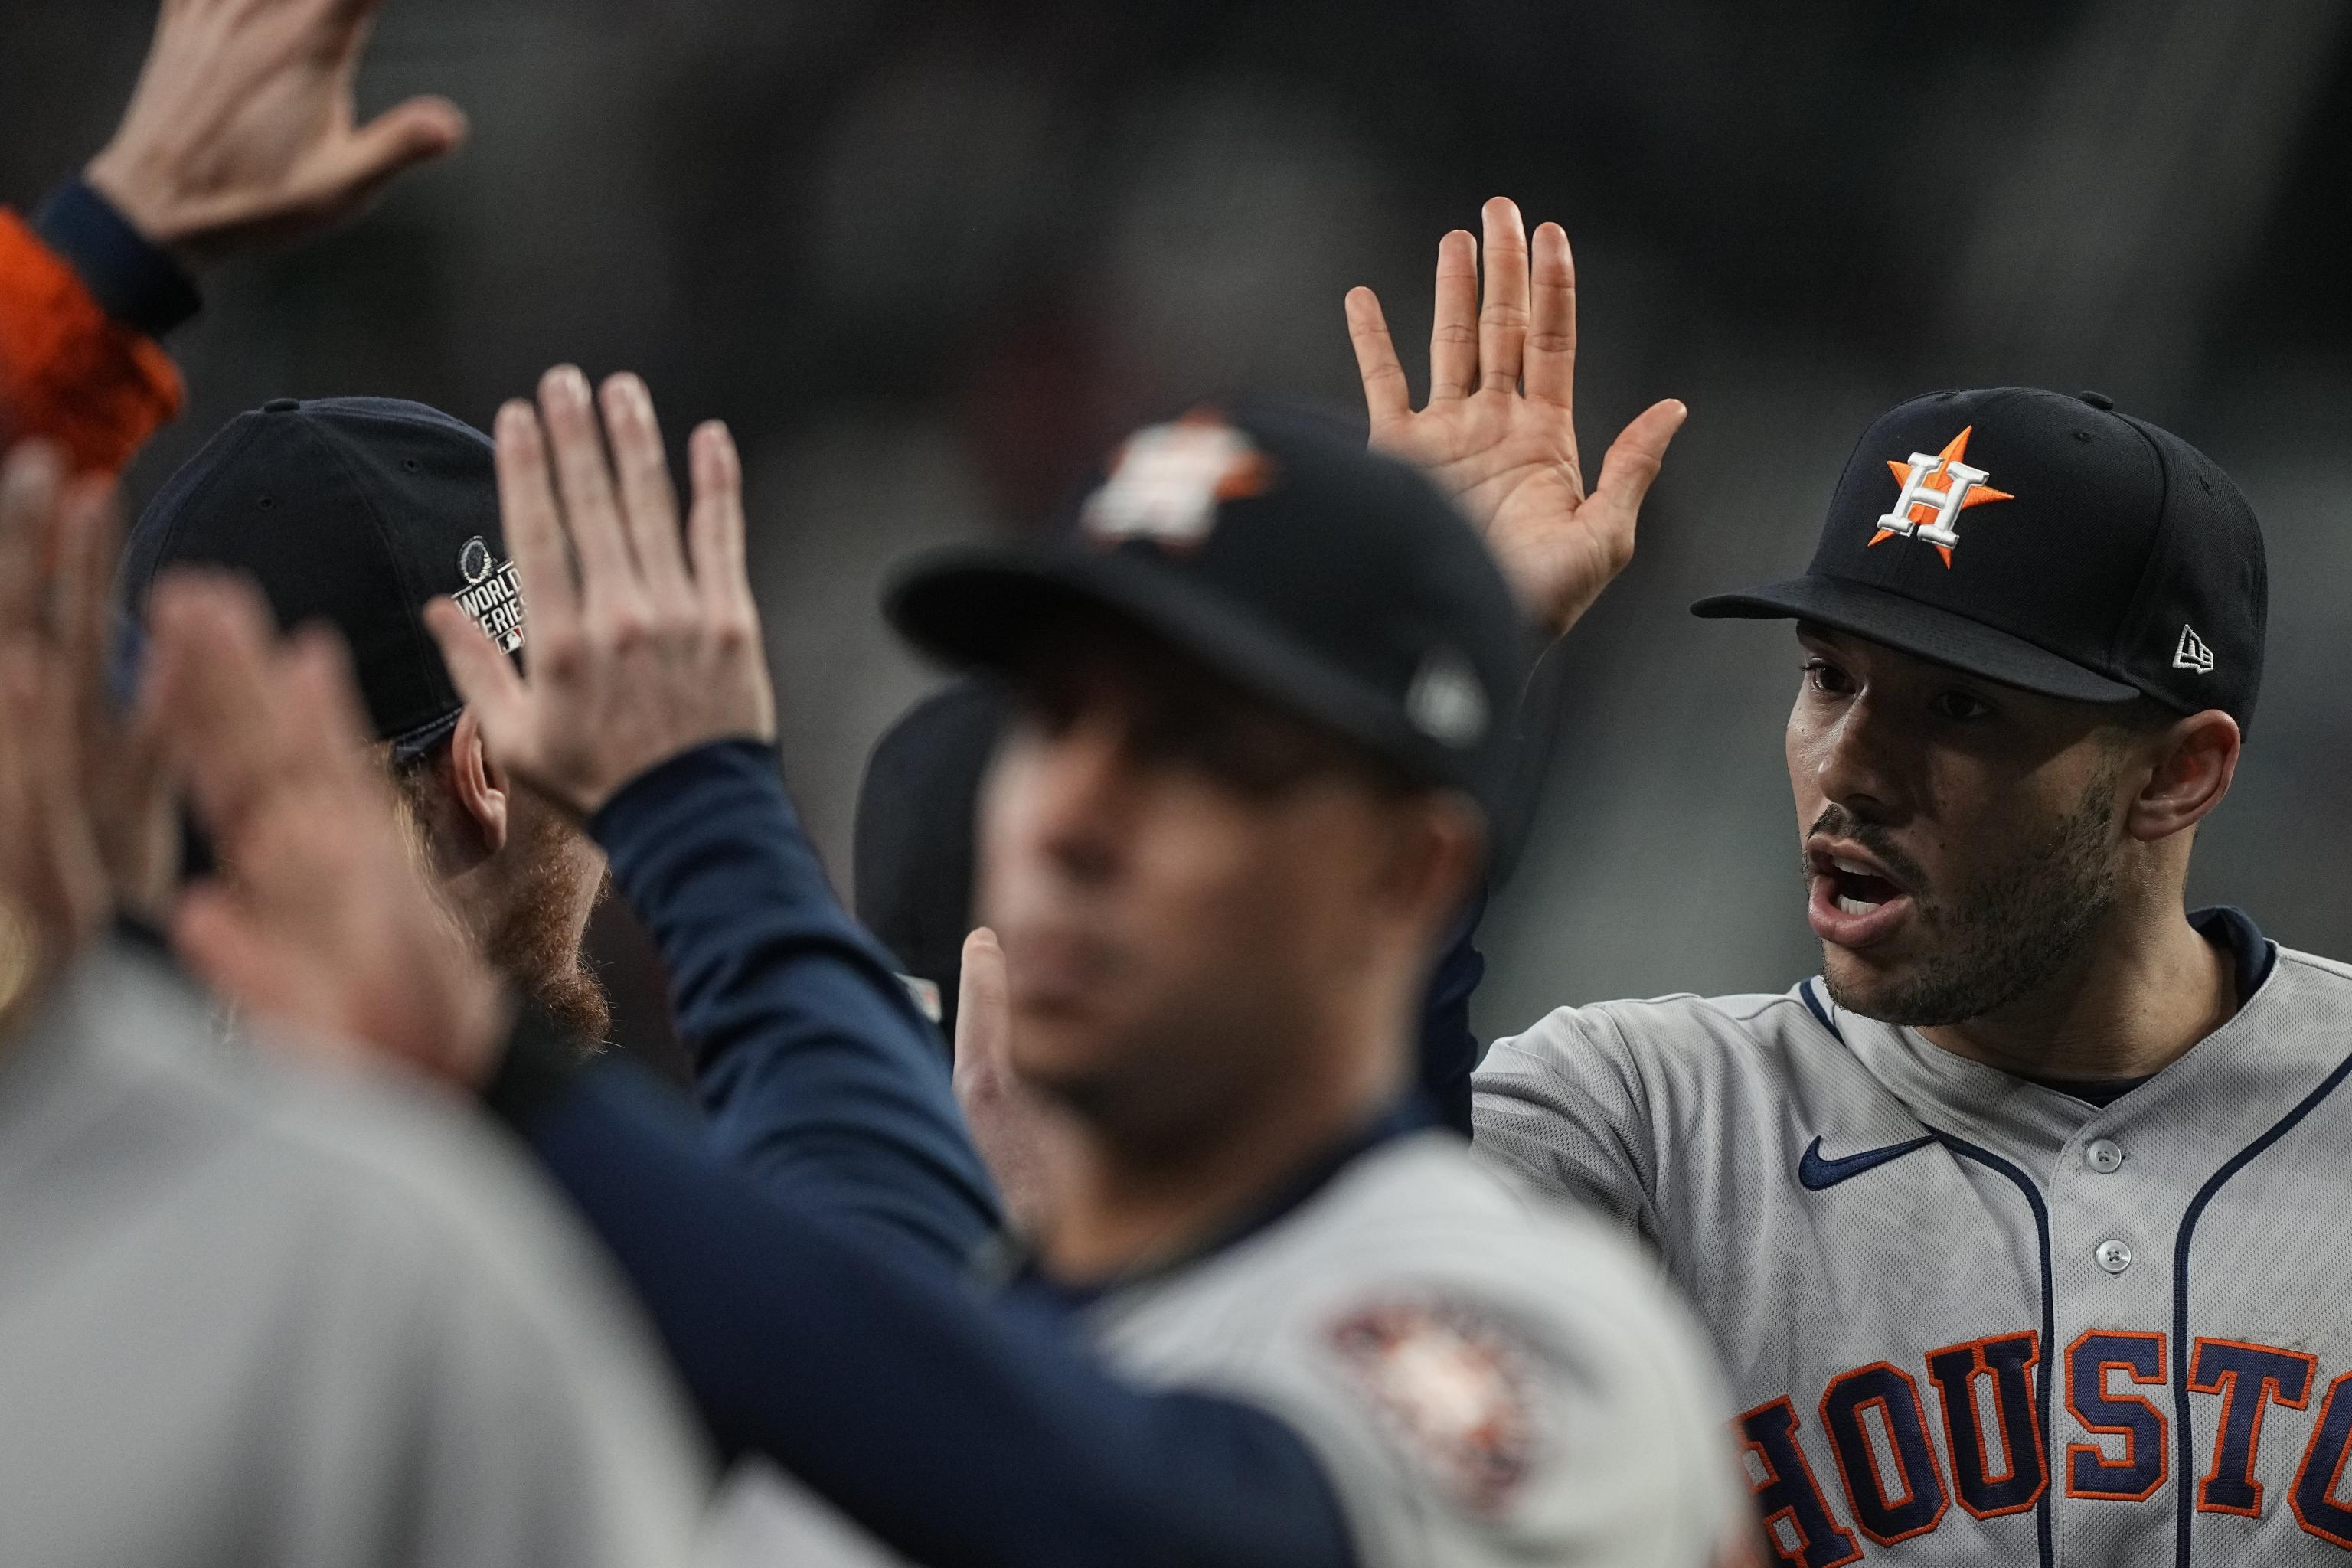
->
[1344,198,2343,1568]
[123,394,612,1042]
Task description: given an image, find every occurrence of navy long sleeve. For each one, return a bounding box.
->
[588,740,1000,1263]
[496,1000,1357,1568]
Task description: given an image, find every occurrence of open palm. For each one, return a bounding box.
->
[1346,198,1685,638]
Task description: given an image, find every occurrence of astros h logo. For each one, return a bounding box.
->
[1870,426,2014,567]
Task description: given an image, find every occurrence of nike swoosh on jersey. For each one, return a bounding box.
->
[1796,1135,1937,1191]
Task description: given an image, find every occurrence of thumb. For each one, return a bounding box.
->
[321,96,469,204]
[1590,397,1687,521]
[953,926,1011,1075]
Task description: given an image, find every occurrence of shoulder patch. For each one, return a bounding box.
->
[1327,1297,1542,1514]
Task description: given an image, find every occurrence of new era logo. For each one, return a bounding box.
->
[2173,624,2214,675]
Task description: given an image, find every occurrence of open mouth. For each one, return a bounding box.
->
[1805,841,1917,950]
[1827,858,1903,916]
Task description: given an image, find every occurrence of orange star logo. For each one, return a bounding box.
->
[1870,425,2014,567]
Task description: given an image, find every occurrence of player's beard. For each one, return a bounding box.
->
[481,806,613,1047]
[1815,758,2123,1027]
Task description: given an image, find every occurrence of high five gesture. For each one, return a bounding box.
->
[1345,197,1685,638]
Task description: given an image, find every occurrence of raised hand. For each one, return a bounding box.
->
[423,366,774,822]
[951,928,1080,1239]
[1345,196,1686,639]
[0,444,116,1032]
[145,574,507,1085]
[87,0,467,269]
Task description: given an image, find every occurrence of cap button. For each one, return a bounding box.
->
[2077,390,2115,411]
[261,397,302,413]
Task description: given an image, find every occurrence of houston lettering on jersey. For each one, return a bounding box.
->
[1736,1329,2352,1565]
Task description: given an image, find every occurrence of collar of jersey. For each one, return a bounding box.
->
[998,1093,1442,1315]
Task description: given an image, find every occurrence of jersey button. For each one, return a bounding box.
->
[2086,1138,2125,1173]
[2096,1238,2132,1274]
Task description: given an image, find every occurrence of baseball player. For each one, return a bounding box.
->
[149,371,1755,1566]
[1350,200,2344,1566]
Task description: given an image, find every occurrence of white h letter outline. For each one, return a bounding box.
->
[1877,454,1989,549]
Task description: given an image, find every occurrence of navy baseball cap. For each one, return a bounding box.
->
[122,397,527,760]
[1692,387,2267,730]
[885,407,1534,840]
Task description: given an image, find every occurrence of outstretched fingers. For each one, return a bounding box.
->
[142,576,314,844]
[953,926,1010,1073]
[535,365,635,596]
[0,443,64,642]
[684,420,753,618]
[1524,220,1578,412]
[423,599,531,742]
[1476,197,1530,394]
[1345,287,1412,428]
[1429,229,1479,401]
[493,398,578,649]
[599,373,691,599]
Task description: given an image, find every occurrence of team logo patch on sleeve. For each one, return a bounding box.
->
[1328,1298,1541,1513]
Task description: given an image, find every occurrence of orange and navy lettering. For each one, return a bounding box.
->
[1739,1331,2352,1560]
[1924,1334,2043,1519]
[2192,1338,2317,1516]
[1736,1397,1862,1568]
[2065,1330,2166,1501]
[1820,1364,1948,1546]
[2292,1373,2352,1547]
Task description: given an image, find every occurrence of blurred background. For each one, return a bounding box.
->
[7,0,2349,1070]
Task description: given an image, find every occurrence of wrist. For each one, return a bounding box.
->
[35,175,203,337]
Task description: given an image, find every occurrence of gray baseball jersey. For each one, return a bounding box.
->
[1473,910,2352,1568]
[706,1127,1752,1567]
[0,939,712,1568]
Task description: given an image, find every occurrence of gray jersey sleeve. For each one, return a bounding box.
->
[253,1060,716,1568]
[1472,1000,1670,1244]
[1091,1138,1751,1568]
[0,946,711,1568]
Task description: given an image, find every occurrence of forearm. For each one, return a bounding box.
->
[0,181,192,472]
[492,1037,1354,1568]
[590,740,1001,1263]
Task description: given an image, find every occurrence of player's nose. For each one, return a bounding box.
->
[1024,714,1136,887]
[1809,692,1911,823]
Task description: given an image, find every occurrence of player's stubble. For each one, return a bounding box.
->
[1809,753,2125,1028]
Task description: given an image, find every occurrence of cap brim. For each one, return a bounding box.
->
[1690,577,2141,703]
[886,543,1432,778]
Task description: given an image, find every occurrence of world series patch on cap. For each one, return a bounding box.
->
[1691,387,2268,730]
[122,396,525,760]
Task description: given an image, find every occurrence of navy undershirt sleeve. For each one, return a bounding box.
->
[589,740,1001,1264]
[1416,889,1486,1137]
[515,1056,1357,1568]
[32,178,201,338]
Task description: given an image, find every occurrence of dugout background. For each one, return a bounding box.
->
[6,0,2348,1076]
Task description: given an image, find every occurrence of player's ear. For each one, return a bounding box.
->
[1375,787,1485,937]
[2123,708,2239,844]
[444,707,511,857]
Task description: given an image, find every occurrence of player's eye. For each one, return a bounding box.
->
[1929,689,1994,722]
[1804,659,1854,696]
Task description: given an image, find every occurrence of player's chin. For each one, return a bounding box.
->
[1008,992,1127,1083]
